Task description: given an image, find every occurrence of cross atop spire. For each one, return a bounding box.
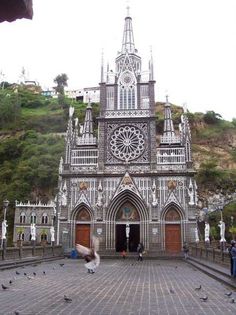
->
[126,5,130,17]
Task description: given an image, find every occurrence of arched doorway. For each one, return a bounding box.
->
[75,208,91,247]
[165,208,181,253]
[115,202,140,252]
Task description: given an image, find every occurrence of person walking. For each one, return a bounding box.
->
[228,240,235,276]
[183,242,189,259]
[137,242,144,261]
[231,242,236,277]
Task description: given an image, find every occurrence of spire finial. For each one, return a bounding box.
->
[126,5,130,17]
[183,102,187,113]
[165,94,169,103]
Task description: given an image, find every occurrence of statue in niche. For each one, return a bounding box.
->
[151,180,158,206]
[188,179,195,205]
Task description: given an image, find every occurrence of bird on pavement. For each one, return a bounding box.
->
[169,288,175,294]
[59,263,64,267]
[33,272,36,276]
[9,280,13,285]
[43,271,46,275]
[2,284,9,290]
[14,311,20,315]
[16,271,20,275]
[195,285,202,291]
[76,236,100,274]
[230,298,235,303]
[64,295,72,303]
[200,296,208,302]
[24,272,27,276]
[225,291,232,297]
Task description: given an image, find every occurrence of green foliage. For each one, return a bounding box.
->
[203,110,222,124]
[0,90,21,128]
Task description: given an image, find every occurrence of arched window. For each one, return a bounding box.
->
[30,212,36,224]
[20,212,26,224]
[42,213,48,224]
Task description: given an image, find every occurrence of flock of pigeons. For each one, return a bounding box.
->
[1,240,236,313]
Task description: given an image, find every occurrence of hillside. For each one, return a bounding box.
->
[0,86,236,240]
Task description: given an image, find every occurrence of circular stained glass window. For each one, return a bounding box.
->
[110,126,145,161]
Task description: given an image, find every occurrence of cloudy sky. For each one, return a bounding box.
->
[0,0,236,120]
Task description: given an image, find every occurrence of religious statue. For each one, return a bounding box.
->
[151,180,158,206]
[30,223,36,241]
[195,227,199,243]
[188,179,194,205]
[204,222,210,242]
[1,220,8,240]
[218,220,226,243]
[50,226,55,243]
[96,182,103,208]
[126,224,130,238]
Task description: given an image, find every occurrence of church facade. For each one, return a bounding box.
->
[57,11,198,254]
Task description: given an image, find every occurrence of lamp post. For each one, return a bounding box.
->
[1,199,9,260]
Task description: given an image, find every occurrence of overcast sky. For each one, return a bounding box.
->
[0,0,236,120]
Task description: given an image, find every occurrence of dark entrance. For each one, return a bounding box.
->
[116,224,140,252]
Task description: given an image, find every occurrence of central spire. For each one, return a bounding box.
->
[122,6,135,54]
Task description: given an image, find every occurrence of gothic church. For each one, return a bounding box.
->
[57,10,198,254]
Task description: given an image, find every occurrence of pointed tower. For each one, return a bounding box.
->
[78,101,96,145]
[160,96,180,145]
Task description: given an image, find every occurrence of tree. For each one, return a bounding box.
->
[53,73,68,96]
[203,111,222,124]
[53,73,69,109]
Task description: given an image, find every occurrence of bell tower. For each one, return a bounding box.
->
[98,8,156,172]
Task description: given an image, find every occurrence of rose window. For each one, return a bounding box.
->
[110,126,145,161]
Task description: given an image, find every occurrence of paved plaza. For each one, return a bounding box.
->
[0,258,236,315]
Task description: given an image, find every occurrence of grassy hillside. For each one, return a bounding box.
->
[0,86,236,240]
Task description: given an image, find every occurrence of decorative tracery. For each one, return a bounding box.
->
[110,126,145,161]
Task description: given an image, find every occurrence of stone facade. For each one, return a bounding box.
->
[56,11,198,253]
[13,201,56,245]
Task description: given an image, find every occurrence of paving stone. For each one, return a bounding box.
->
[0,259,236,314]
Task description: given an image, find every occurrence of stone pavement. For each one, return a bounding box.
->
[0,258,236,315]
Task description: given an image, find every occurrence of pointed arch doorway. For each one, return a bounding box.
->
[115,202,140,252]
[75,208,91,247]
[165,208,181,253]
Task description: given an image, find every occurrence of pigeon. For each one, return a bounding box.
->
[33,272,36,276]
[16,271,20,275]
[9,280,13,285]
[175,266,178,269]
[27,276,33,280]
[43,271,46,275]
[195,285,202,291]
[64,295,72,303]
[225,291,232,297]
[2,284,9,290]
[24,272,27,276]
[14,312,20,315]
[169,288,175,294]
[230,298,235,303]
[200,296,208,302]
[59,263,64,267]
[76,236,100,274]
